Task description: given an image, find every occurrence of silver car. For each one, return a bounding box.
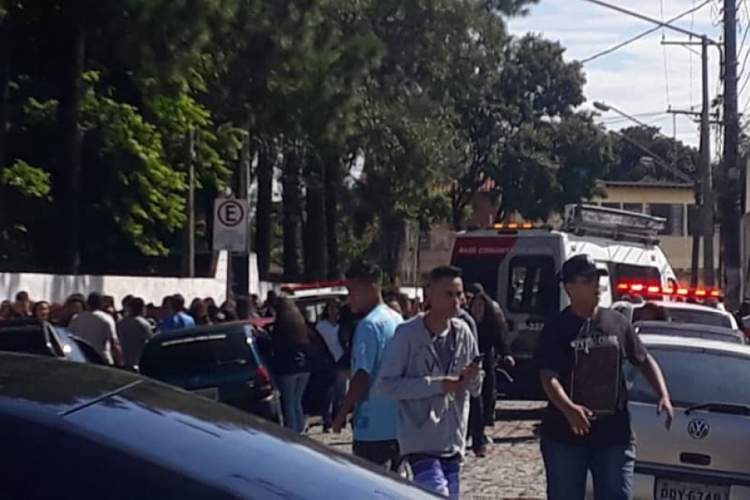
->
[627,335,750,499]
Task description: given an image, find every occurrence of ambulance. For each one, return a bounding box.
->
[450,204,678,398]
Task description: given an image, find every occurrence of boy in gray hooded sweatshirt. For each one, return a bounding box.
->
[375,266,482,499]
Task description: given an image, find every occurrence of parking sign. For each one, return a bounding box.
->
[213,198,249,253]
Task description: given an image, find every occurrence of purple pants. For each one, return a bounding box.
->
[408,455,461,499]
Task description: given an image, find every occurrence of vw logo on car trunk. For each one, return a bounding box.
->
[687,418,710,440]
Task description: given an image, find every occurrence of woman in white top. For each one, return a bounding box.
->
[316,299,347,432]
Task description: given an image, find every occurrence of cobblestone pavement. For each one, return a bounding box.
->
[309,401,547,500]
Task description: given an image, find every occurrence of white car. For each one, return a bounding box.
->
[612,300,739,331]
[627,335,750,499]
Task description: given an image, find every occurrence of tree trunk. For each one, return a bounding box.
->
[302,153,326,281]
[380,210,405,285]
[324,157,340,279]
[282,145,302,281]
[0,13,12,255]
[255,138,273,280]
[55,8,85,273]
[451,187,466,231]
[0,15,10,169]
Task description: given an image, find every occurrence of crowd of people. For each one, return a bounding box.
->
[2,255,671,500]
[0,290,276,369]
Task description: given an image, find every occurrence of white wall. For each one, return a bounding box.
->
[0,252,274,305]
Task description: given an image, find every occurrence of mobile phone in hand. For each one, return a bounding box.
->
[472,354,485,365]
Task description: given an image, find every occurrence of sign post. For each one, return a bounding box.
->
[213,198,249,300]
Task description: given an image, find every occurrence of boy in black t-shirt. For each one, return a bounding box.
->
[535,255,674,500]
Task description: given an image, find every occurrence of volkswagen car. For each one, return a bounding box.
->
[626,335,750,499]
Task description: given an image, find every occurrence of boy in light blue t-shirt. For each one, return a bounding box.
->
[332,260,403,471]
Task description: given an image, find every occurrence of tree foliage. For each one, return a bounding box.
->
[0,0,648,283]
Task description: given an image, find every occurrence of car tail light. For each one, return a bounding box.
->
[256,366,271,385]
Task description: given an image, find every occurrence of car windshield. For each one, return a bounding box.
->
[634,323,742,344]
[628,346,750,408]
[664,307,732,328]
[141,331,258,379]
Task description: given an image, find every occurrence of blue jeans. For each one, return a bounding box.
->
[541,439,635,500]
[278,372,310,434]
[408,456,461,499]
[323,371,349,428]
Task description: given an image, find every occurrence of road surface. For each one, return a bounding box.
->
[310,401,547,500]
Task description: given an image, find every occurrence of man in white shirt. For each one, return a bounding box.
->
[69,292,122,366]
[117,297,153,370]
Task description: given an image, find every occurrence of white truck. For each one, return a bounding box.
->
[450,204,678,398]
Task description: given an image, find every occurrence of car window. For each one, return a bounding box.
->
[140,332,258,379]
[507,255,558,315]
[627,347,750,408]
[665,308,733,328]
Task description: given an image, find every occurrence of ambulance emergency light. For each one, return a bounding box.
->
[616,282,722,300]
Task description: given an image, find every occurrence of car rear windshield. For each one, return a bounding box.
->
[662,308,733,328]
[634,324,742,344]
[141,332,258,379]
[628,347,750,408]
[0,325,51,357]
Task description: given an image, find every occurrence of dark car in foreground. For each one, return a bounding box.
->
[0,353,436,499]
[634,321,746,344]
[139,323,282,423]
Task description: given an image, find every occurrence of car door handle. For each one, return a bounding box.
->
[680,452,711,466]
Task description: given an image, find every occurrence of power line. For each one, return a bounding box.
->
[738,0,750,97]
[690,0,696,107]
[661,0,672,106]
[580,0,712,65]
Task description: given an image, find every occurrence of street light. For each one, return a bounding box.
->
[582,0,718,287]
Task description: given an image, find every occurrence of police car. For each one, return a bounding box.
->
[611,283,739,331]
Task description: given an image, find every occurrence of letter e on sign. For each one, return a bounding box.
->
[213,198,249,252]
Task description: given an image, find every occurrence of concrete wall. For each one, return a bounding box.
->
[0,252,275,305]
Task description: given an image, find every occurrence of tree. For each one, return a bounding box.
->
[451,33,592,227]
[606,125,698,182]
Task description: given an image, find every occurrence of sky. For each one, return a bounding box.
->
[507,0,744,150]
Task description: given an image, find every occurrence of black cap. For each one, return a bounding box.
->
[560,254,608,283]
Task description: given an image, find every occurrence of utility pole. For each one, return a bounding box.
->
[700,36,716,287]
[183,128,196,278]
[722,0,741,306]
[664,38,716,287]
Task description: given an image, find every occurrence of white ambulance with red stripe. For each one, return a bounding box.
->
[450,204,678,398]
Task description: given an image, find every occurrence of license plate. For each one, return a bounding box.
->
[190,387,219,401]
[655,478,729,500]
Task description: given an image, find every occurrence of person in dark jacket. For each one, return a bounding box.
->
[456,300,487,457]
[336,302,362,377]
[271,297,312,434]
[469,292,515,426]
